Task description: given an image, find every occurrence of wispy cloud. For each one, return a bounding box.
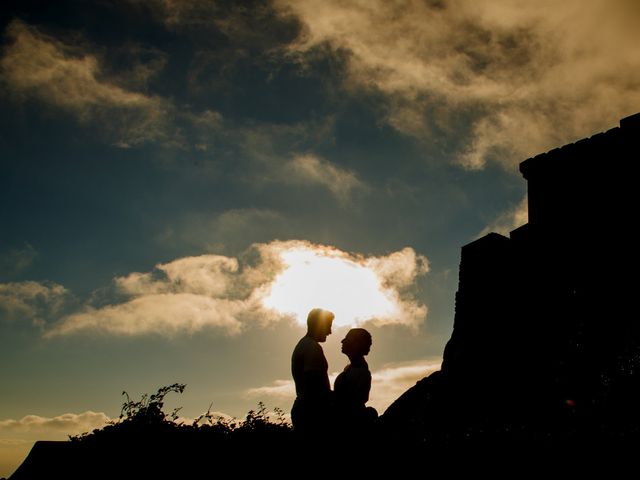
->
[277,0,640,169]
[45,240,429,337]
[283,153,366,204]
[157,0,301,50]
[0,281,72,327]
[50,294,248,337]
[0,243,38,276]
[246,380,295,400]
[156,208,292,254]
[115,255,240,297]
[0,411,110,434]
[228,117,372,209]
[0,20,172,147]
[478,196,528,238]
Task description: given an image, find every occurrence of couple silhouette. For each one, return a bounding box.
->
[291,308,378,438]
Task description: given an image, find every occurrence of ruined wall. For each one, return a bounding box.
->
[440,112,640,421]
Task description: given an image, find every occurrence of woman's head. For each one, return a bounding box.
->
[341,328,372,358]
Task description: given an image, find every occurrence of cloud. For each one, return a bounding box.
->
[45,240,429,337]
[0,20,172,147]
[245,358,442,414]
[0,281,72,326]
[246,380,295,400]
[0,411,110,434]
[157,0,301,49]
[231,117,338,177]
[478,196,528,238]
[283,153,366,204]
[368,247,430,289]
[116,255,240,297]
[277,0,640,169]
[158,0,216,28]
[0,243,38,276]
[48,294,248,337]
[156,208,292,254]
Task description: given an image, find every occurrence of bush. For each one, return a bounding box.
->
[69,383,292,446]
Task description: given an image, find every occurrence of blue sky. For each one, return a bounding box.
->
[1,0,638,475]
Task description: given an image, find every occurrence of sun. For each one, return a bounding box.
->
[260,245,397,327]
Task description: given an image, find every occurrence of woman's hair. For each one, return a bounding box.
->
[345,328,372,356]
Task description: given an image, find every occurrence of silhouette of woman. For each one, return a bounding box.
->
[333,328,378,433]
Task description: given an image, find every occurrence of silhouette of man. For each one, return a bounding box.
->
[291,308,335,435]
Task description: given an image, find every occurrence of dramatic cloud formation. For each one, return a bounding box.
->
[260,242,429,328]
[278,0,640,168]
[46,240,429,337]
[284,153,366,204]
[246,358,442,414]
[0,281,71,326]
[0,20,171,147]
[5,2,637,165]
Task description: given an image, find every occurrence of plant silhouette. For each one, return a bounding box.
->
[69,383,292,447]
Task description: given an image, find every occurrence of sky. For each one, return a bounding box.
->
[1,0,639,475]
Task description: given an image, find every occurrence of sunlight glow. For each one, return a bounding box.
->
[260,245,397,327]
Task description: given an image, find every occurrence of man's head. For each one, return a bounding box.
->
[306,308,335,342]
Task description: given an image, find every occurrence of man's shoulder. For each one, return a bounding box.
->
[294,335,321,351]
[292,335,324,360]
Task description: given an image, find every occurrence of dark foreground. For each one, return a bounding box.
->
[9,429,640,479]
